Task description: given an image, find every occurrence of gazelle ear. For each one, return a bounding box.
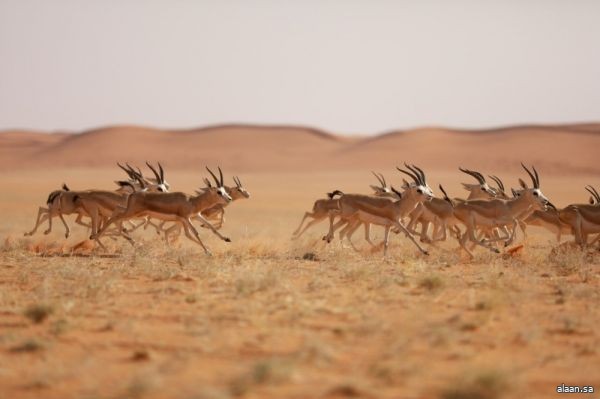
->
[511,188,519,197]
[590,196,595,205]
[518,178,528,189]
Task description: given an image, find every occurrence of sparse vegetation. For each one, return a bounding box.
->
[441,370,509,399]
[23,303,53,324]
[418,274,444,291]
[0,170,598,399]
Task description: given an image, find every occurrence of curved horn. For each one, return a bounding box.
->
[158,162,165,181]
[234,176,242,188]
[390,186,403,198]
[206,166,219,186]
[412,164,427,185]
[585,185,600,203]
[438,184,452,204]
[532,165,540,188]
[459,167,484,184]
[146,161,161,183]
[218,166,224,186]
[379,172,386,187]
[521,163,538,189]
[124,163,140,178]
[117,162,133,178]
[397,166,419,185]
[489,175,505,192]
[132,171,146,190]
[404,163,423,185]
[371,171,385,187]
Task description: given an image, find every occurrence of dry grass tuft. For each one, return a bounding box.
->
[440,370,508,399]
[9,339,45,353]
[230,358,294,396]
[418,274,444,292]
[130,349,151,362]
[23,303,53,324]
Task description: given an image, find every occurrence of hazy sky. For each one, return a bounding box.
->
[1,1,599,135]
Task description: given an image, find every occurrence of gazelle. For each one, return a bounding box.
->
[195,176,250,229]
[24,184,91,238]
[324,164,433,256]
[291,172,397,241]
[558,186,600,246]
[69,162,170,241]
[160,176,251,244]
[24,162,167,239]
[91,167,233,255]
[453,163,555,258]
[405,167,496,243]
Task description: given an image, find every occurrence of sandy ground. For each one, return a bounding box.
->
[0,168,599,399]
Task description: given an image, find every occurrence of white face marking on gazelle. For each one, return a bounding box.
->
[480,182,495,195]
[218,186,233,201]
[415,184,434,200]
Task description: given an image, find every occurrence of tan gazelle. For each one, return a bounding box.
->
[90,167,233,255]
[453,163,555,258]
[323,164,433,256]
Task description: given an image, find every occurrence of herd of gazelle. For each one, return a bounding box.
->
[25,163,249,255]
[25,162,598,258]
[293,163,600,258]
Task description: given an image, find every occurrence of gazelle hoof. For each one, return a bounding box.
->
[44,230,50,235]
[224,237,231,242]
[493,248,500,253]
[423,251,430,256]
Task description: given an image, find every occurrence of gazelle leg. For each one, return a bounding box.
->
[292,215,326,239]
[466,215,500,253]
[459,230,475,259]
[324,217,346,243]
[74,214,91,228]
[59,213,70,238]
[25,207,49,236]
[191,214,230,242]
[392,221,429,255]
[346,221,368,251]
[382,226,391,256]
[180,217,212,255]
[433,221,447,242]
[419,220,432,243]
[44,211,54,235]
[293,212,316,236]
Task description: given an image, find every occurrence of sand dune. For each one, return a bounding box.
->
[0,123,598,174]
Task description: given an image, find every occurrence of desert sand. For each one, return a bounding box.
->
[1,123,600,174]
[0,124,599,399]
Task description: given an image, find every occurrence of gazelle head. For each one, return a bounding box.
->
[205,166,233,203]
[585,185,600,206]
[146,162,170,192]
[459,167,496,197]
[231,176,250,199]
[518,163,555,211]
[396,163,434,201]
[370,171,399,199]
